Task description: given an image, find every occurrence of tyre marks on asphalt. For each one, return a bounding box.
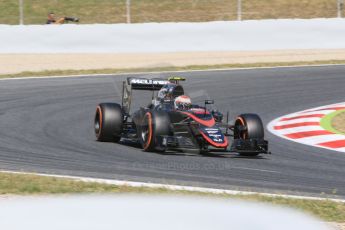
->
[268,102,345,152]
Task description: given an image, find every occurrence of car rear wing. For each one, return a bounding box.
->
[122,77,170,114]
[127,77,170,90]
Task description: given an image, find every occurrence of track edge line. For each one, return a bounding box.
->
[1,170,344,203]
[1,63,345,81]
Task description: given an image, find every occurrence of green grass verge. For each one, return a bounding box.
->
[1,60,345,79]
[0,172,344,222]
[0,0,344,25]
[320,109,345,135]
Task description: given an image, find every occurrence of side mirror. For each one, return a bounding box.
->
[204,100,215,117]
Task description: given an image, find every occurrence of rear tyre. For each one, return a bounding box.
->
[234,113,264,156]
[94,103,123,142]
[140,110,171,152]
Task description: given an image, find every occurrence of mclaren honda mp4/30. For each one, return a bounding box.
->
[94,77,269,156]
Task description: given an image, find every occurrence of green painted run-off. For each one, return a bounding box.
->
[320,109,345,135]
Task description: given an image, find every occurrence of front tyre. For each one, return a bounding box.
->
[94,103,123,142]
[234,113,264,156]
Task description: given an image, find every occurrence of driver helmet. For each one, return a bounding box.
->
[174,95,192,110]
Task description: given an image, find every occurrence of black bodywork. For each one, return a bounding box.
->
[102,77,270,155]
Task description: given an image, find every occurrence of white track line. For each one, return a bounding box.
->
[294,134,345,145]
[335,147,345,152]
[1,170,344,203]
[232,167,280,174]
[1,63,345,81]
[274,117,322,125]
[295,110,339,116]
[272,126,325,135]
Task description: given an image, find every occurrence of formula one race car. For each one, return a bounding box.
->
[94,77,269,156]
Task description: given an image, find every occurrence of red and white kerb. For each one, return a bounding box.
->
[267,102,345,152]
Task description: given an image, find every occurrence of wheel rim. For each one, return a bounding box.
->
[236,117,247,140]
[142,113,153,150]
[95,121,100,134]
[141,122,149,142]
[94,107,102,137]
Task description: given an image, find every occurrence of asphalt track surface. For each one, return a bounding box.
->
[1,66,345,198]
